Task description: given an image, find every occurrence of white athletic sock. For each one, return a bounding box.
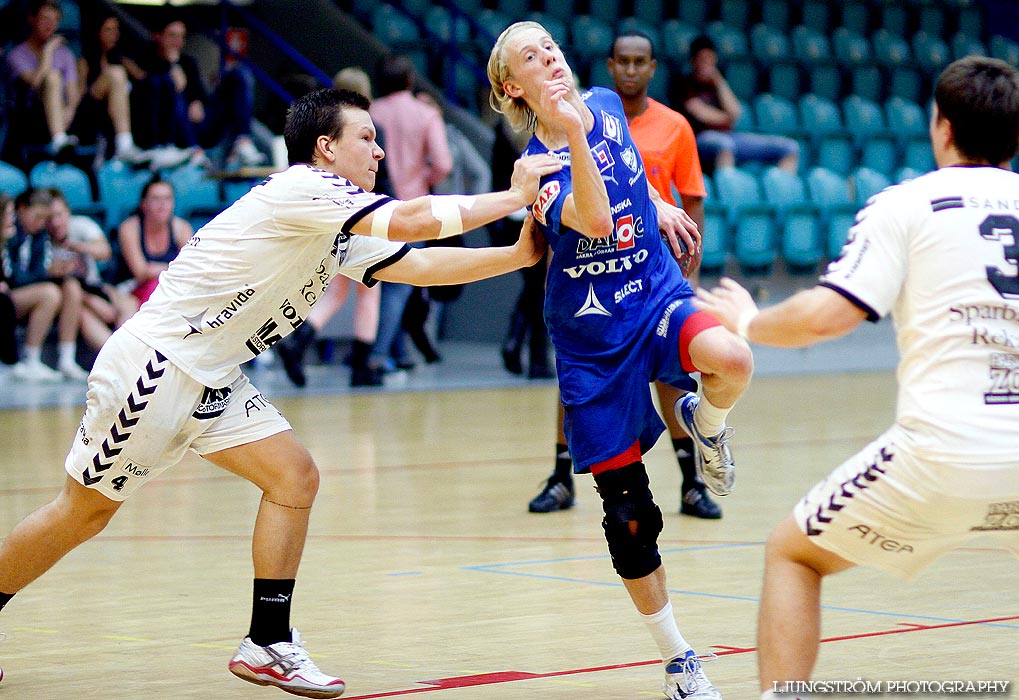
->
[51,132,69,148]
[58,342,77,366]
[640,601,691,665]
[694,396,730,438]
[114,131,136,153]
[24,346,42,365]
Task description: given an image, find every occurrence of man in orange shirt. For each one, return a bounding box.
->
[527,30,721,520]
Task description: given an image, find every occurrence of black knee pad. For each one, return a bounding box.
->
[594,462,664,579]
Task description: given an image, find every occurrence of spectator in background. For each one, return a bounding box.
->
[116,175,193,305]
[4,0,83,165]
[47,189,136,352]
[130,14,265,170]
[275,66,387,388]
[671,35,799,174]
[0,195,20,367]
[368,55,452,373]
[76,13,150,164]
[3,188,89,380]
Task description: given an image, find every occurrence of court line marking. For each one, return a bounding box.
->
[340,615,1019,699]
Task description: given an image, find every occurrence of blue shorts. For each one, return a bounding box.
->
[558,297,718,472]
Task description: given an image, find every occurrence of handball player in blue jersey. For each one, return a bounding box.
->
[488,21,752,700]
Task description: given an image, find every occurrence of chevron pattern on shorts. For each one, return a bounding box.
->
[804,446,894,536]
[82,351,168,486]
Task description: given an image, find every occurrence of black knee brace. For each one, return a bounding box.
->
[594,462,664,579]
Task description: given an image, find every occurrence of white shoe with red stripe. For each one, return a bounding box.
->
[229,628,345,698]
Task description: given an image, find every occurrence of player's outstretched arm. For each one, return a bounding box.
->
[375,217,547,287]
[694,278,867,347]
[350,155,562,243]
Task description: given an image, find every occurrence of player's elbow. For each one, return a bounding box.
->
[587,214,614,239]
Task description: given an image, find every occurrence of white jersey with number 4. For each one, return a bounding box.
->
[121,164,407,387]
[821,165,1019,464]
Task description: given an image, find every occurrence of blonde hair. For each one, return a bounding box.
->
[333,66,372,99]
[487,21,549,134]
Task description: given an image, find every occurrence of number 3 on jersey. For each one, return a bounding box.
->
[980,214,1019,299]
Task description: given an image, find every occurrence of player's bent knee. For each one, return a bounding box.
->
[595,462,664,579]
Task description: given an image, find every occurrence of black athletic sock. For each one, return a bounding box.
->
[248,578,296,647]
[553,443,573,485]
[349,339,373,370]
[0,591,14,613]
[673,437,698,491]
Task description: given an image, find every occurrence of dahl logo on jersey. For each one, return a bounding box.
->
[620,146,639,174]
[533,181,561,225]
[575,283,611,317]
[601,111,624,145]
[182,309,209,339]
[193,386,232,420]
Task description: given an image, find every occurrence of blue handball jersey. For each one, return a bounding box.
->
[524,87,692,370]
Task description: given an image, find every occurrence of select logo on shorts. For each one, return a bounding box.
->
[193,386,233,420]
[533,181,560,226]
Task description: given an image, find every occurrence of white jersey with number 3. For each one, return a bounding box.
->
[121,164,408,387]
[821,165,1019,464]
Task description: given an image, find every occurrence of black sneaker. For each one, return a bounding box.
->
[350,365,384,387]
[680,484,723,519]
[528,478,575,513]
[276,324,316,387]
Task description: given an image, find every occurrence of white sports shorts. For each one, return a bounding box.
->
[794,426,1019,581]
[66,331,291,501]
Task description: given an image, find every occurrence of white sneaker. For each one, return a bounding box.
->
[228,628,345,698]
[114,143,153,165]
[148,145,196,171]
[58,361,89,380]
[675,393,736,496]
[11,360,63,382]
[663,650,722,700]
[229,137,267,167]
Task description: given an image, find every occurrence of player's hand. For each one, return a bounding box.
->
[513,216,548,267]
[509,153,563,206]
[541,78,583,133]
[655,199,701,275]
[694,277,757,334]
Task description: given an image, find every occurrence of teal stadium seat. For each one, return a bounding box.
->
[840,1,870,35]
[842,95,889,145]
[540,0,576,23]
[798,94,843,140]
[815,135,856,175]
[29,161,100,220]
[714,167,777,272]
[833,28,872,68]
[885,97,928,143]
[569,16,614,67]
[719,0,750,28]
[800,0,831,34]
[807,167,858,258]
[526,12,566,45]
[852,167,892,205]
[701,202,730,274]
[632,0,663,25]
[661,20,699,65]
[791,25,832,63]
[587,0,620,23]
[859,136,899,177]
[425,6,471,45]
[903,137,936,174]
[706,22,749,61]
[0,160,28,196]
[888,66,925,104]
[97,160,151,229]
[956,7,983,40]
[765,61,801,103]
[475,9,512,48]
[724,60,759,103]
[677,0,709,28]
[761,166,823,271]
[990,35,1019,67]
[760,0,791,31]
[918,6,947,38]
[754,93,799,137]
[912,32,952,77]
[951,33,986,61]
[877,4,907,36]
[371,4,421,50]
[166,164,222,228]
[872,29,912,69]
[496,0,529,19]
[806,62,842,102]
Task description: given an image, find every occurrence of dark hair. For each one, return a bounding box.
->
[934,56,1019,165]
[689,34,716,58]
[284,88,371,165]
[140,173,173,200]
[611,30,656,60]
[14,187,54,209]
[29,0,61,17]
[47,187,68,207]
[376,54,415,98]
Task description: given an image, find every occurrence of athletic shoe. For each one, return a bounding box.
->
[674,394,736,497]
[228,628,345,699]
[11,360,63,382]
[350,365,383,387]
[276,324,316,387]
[680,484,722,519]
[58,361,89,381]
[147,145,195,171]
[663,650,721,700]
[527,477,575,513]
[114,143,153,165]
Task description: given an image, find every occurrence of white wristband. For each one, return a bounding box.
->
[736,308,758,340]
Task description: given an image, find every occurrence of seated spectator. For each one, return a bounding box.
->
[77,13,150,164]
[2,188,88,380]
[116,175,193,305]
[47,189,137,352]
[130,13,265,170]
[0,195,19,367]
[671,35,799,174]
[4,0,82,167]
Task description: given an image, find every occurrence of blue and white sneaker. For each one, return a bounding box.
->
[675,393,736,496]
[663,649,721,699]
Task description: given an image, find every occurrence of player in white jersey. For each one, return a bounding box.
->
[0,87,562,698]
[693,56,1019,699]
